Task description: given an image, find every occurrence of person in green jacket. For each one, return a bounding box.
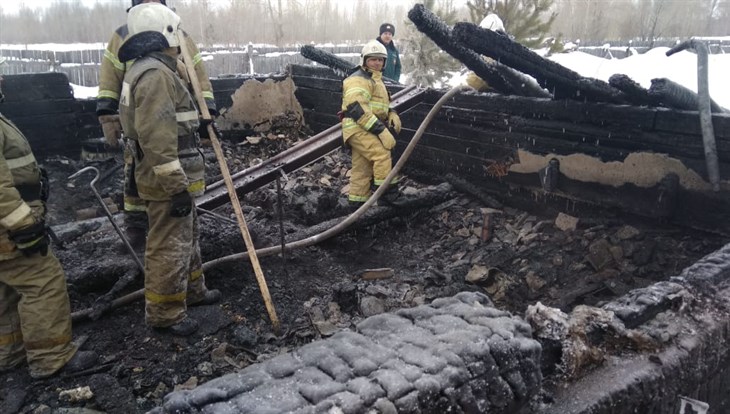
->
[0,60,98,378]
[376,23,402,83]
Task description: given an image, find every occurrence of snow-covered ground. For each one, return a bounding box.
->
[58,46,730,107]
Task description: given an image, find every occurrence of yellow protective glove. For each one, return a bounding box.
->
[98,114,122,148]
[377,128,396,150]
[387,110,402,134]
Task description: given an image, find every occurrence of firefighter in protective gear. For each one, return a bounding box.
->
[0,68,98,378]
[97,0,216,253]
[342,40,402,205]
[118,3,220,337]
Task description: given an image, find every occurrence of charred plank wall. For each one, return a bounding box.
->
[0,73,278,158]
[0,73,99,157]
[397,89,730,233]
[289,64,730,233]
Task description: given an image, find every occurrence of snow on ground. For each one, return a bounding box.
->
[71,83,98,100]
[548,48,730,108]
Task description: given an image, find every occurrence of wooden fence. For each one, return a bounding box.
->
[0,45,360,86]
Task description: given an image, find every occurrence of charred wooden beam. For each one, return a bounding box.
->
[299,45,401,85]
[452,22,628,104]
[299,45,356,79]
[407,4,546,98]
[649,78,727,113]
[609,74,656,107]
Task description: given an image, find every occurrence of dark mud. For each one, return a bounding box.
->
[1,126,726,414]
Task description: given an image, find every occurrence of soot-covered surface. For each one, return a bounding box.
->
[0,123,726,414]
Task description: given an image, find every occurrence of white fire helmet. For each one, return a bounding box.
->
[479,13,505,33]
[359,40,388,67]
[127,3,181,48]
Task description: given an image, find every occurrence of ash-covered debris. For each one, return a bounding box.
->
[2,116,726,413]
[153,292,541,414]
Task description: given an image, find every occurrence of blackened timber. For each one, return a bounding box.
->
[425,90,656,131]
[452,22,628,104]
[655,109,730,140]
[403,104,730,179]
[0,72,74,102]
[197,85,425,210]
[609,74,656,107]
[407,4,522,97]
[300,45,357,79]
[407,144,685,220]
[649,78,727,113]
[294,86,342,115]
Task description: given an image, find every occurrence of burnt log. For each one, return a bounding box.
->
[299,45,401,85]
[608,74,657,107]
[300,45,357,79]
[452,22,628,104]
[649,77,727,113]
[407,4,546,98]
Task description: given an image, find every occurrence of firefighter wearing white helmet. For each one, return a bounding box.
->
[341,40,403,206]
[96,0,215,254]
[117,2,220,337]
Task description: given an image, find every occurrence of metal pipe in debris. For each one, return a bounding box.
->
[667,39,721,191]
[68,166,145,271]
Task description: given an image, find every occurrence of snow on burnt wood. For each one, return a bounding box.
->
[452,21,628,104]
[407,4,516,96]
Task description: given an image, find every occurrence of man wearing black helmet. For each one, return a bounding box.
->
[96,0,216,253]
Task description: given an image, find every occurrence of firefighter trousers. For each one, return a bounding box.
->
[0,252,76,378]
[346,131,393,202]
[143,200,209,327]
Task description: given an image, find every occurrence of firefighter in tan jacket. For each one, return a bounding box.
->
[341,40,402,206]
[97,0,216,251]
[118,3,220,336]
[0,62,98,378]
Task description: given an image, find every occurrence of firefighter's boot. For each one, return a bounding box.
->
[187,289,221,307]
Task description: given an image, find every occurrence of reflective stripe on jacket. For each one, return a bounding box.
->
[96,24,216,116]
[341,68,391,142]
[0,114,43,261]
[118,52,205,201]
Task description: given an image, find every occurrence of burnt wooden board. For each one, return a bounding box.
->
[0,73,74,102]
